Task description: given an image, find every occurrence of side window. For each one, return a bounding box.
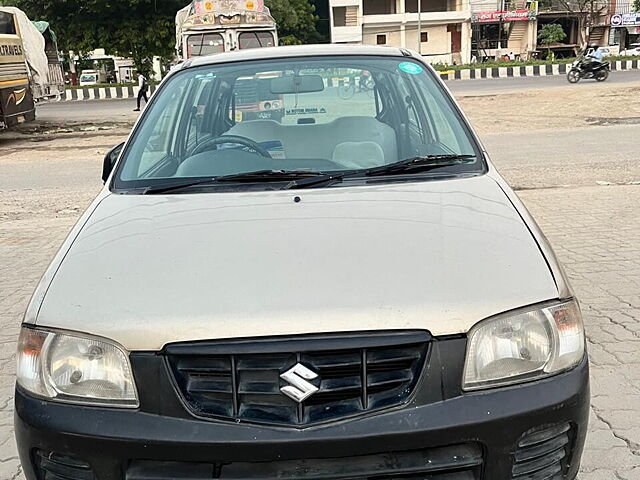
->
[0,12,16,35]
[420,88,464,153]
[397,75,428,144]
[238,32,275,49]
[135,87,185,176]
[184,78,215,152]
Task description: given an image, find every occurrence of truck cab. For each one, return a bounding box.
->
[176,0,277,59]
[175,1,281,121]
[0,8,35,128]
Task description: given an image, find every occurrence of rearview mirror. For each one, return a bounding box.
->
[102,142,124,183]
[270,75,324,95]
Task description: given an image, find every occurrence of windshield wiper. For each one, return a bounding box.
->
[362,154,477,177]
[284,154,477,190]
[142,178,217,195]
[142,170,327,195]
[142,155,477,194]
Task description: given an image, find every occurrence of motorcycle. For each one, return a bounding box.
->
[567,57,610,83]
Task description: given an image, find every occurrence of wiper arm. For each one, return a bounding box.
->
[283,154,477,190]
[143,156,477,194]
[363,154,477,177]
[214,169,325,182]
[142,170,326,195]
[143,178,217,195]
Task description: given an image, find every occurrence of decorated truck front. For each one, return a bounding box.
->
[176,0,281,121]
[176,0,277,58]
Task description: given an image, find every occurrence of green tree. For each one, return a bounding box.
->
[634,0,640,11]
[266,0,320,45]
[5,0,185,75]
[538,24,566,60]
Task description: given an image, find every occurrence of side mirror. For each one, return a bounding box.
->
[102,142,124,183]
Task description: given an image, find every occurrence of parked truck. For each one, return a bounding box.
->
[0,7,64,129]
[175,0,278,59]
[175,0,283,122]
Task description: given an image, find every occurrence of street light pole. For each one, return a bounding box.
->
[418,0,422,54]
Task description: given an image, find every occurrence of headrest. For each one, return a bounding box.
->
[332,142,385,170]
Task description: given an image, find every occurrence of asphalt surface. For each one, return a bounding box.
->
[36,98,139,123]
[35,67,640,123]
[2,72,640,480]
[448,67,640,95]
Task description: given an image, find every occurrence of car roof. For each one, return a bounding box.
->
[185,44,413,69]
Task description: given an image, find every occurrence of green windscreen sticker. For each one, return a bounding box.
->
[398,62,424,74]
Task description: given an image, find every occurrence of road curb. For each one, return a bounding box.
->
[55,59,640,101]
[439,58,640,81]
[60,85,158,102]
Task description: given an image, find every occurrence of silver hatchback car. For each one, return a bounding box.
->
[15,45,588,480]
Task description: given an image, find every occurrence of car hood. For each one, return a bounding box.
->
[36,176,558,351]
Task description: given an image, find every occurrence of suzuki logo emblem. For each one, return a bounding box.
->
[280,363,319,403]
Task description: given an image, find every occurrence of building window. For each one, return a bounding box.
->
[345,6,359,26]
[333,7,347,27]
[377,34,387,44]
[421,32,428,42]
[405,0,448,13]
[364,0,396,15]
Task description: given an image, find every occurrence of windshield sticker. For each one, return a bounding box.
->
[398,62,423,75]
[286,107,327,115]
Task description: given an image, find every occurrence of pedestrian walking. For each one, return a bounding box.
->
[133,72,149,112]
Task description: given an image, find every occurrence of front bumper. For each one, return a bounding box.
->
[15,356,589,480]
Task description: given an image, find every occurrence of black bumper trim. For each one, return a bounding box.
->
[15,357,588,480]
[126,444,482,480]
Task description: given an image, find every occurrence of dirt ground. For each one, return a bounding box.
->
[2,79,640,223]
[1,80,640,480]
[458,82,640,135]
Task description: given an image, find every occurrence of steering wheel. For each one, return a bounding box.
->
[191,135,272,158]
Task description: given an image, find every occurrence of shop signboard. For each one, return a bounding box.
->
[610,13,640,26]
[472,9,537,23]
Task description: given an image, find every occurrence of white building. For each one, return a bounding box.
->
[329,0,472,65]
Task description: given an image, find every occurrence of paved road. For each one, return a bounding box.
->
[33,68,640,125]
[36,98,138,123]
[2,86,640,479]
[1,128,639,479]
[3,123,637,192]
[448,68,640,95]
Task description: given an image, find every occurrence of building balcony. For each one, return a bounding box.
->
[537,0,611,13]
[363,10,471,27]
[332,25,364,42]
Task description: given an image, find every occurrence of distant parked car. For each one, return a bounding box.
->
[79,69,106,86]
[585,46,612,58]
[620,43,640,56]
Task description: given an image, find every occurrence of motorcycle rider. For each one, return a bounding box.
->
[583,45,604,72]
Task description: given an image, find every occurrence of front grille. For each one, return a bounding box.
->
[34,450,96,480]
[512,423,572,479]
[166,332,429,426]
[127,444,482,480]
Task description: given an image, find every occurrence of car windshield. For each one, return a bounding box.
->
[114,55,484,192]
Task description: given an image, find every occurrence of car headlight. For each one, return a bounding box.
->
[16,327,138,407]
[463,300,585,391]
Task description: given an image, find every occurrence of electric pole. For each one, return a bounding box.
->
[418,0,422,53]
